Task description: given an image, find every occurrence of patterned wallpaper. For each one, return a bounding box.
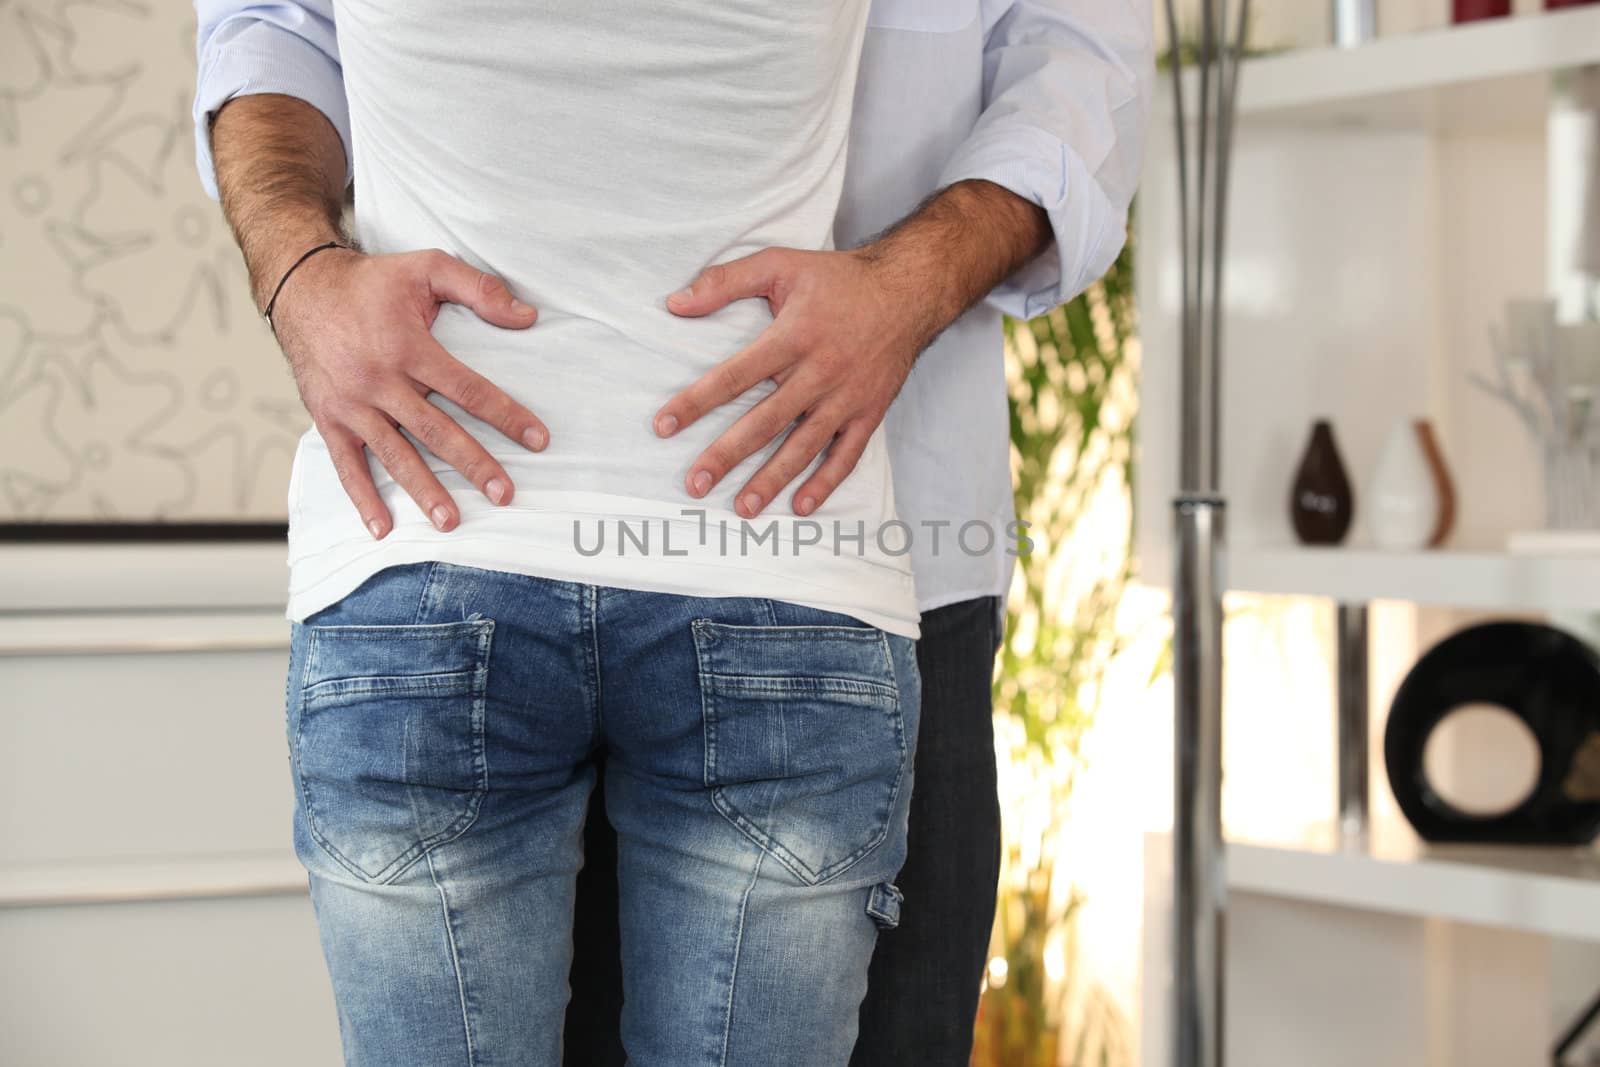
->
[1,0,308,524]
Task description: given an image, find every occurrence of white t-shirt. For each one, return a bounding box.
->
[285,0,920,638]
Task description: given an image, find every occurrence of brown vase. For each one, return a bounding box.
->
[1415,419,1457,547]
[1454,0,1510,20]
[1290,420,1355,545]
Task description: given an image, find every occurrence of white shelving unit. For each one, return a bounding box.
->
[1143,825,1600,1067]
[1229,834,1600,943]
[1228,545,1600,610]
[1168,5,1600,128]
[1137,8,1600,588]
[1137,8,1600,1067]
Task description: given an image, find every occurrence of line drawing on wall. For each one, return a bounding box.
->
[2,0,307,525]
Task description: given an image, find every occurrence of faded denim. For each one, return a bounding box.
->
[283,560,921,1067]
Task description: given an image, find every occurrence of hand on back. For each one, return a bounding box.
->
[271,246,548,539]
[274,243,924,539]
[655,247,930,519]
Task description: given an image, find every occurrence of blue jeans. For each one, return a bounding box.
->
[284,560,921,1066]
[566,596,1003,1067]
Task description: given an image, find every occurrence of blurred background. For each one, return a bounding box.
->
[6,1,1600,1064]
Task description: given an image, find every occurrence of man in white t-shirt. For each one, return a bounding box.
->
[194,1,1152,1063]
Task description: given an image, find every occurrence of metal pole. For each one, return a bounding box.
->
[1336,603,1370,844]
[1331,0,1378,48]
[1173,495,1226,1067]
[1164,2,1249,1065]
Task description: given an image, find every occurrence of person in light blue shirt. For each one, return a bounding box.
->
[193,2,1153,1063]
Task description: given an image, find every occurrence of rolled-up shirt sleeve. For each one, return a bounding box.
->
[937,0,1154,321]
[192,1,351,203]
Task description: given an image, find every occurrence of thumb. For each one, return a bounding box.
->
[422,249,539,329]
[666,249,785,318]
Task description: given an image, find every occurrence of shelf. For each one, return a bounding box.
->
[1227,545,1600,611]
[1228,833,1600,942]
[1163,6,1600,131]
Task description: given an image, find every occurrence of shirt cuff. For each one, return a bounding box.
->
[935,122,1125,322]
[192,26,353,203]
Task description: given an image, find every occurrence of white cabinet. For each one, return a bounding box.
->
[0,543,342,1066]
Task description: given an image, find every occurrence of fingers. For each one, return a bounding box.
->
[414,333,550,452]
[665,248,785,319]
[322,424,395,539]
[421,248,540,329]
[323,364,534,539]
[729,405,846,519]
[386,386,518,507]
[347,408,463,532]
[790,419,874,517]
[682,383,813,507]
[654,326,800,438]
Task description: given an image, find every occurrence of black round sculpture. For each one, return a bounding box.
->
[1384,621,1600,845]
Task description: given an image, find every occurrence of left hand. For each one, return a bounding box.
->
[654,246,939,518]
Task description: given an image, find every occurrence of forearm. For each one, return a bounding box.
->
[209,91,351,314]
[854,178,1053,346]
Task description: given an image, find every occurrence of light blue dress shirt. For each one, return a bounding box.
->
[190,0,1154,614]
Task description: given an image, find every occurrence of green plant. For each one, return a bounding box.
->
[971,231,1138,1067]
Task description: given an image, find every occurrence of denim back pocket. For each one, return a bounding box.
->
[293,617,495,884]
[691,618,908,886]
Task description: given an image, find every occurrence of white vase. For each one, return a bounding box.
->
[1367,419,1440,550]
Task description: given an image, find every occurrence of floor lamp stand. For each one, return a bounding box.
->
[1173,495,1227,1067]
[1163,1,1251,1064]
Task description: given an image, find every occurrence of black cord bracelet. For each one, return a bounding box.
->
[263,240,349,335]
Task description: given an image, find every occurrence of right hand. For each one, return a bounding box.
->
[269,246,548,539]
